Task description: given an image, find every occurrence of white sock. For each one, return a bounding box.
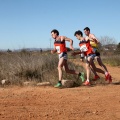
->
[86,79,89,82]
[105,72,108,75]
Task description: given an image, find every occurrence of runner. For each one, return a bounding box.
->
[73,30,99,85]
[84,27,112,83]
[80,53,84,62]
[51,29,85,88]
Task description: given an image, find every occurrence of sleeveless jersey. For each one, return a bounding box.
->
[79,40,94,56]
[54,40,67,54]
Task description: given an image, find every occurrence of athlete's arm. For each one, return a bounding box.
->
[85,36,91,42]
[51,46,57,54]
[90,34,99,44]
[72,51,81,56]
[61,36,74,50]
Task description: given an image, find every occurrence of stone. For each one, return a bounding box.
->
[37,82,51,86]
[62,80,74,88]
[1,79,10,85]
[23,81,35,86]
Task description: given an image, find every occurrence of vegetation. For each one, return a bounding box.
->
[0,51,84,86]
[115,42,120,54]
[0,36,119,87]
[101,55,120,66]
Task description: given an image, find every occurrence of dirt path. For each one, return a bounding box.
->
[71,59,120,82]
[0,61,120,120]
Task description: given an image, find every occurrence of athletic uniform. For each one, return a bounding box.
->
[80,53,85,59]
[54,39,67,60]
[79,39,96,60]
[89,38,100,56]
[89,35,112,83]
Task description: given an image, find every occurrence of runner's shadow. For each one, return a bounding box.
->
[112,81,120,85]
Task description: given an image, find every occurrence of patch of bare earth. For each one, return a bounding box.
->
[0,60,120,120]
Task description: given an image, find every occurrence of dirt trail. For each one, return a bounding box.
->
[71,59,120,82]
[0,61,120,120]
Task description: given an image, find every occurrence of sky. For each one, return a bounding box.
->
[0,0,120,50]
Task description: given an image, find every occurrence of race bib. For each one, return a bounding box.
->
[56,46,60,53]
[80,44,88,52]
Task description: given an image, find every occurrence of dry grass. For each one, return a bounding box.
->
[0,51,84,86]
[0,50,114,87]
[101,55,120,66]
[0,51,58,86]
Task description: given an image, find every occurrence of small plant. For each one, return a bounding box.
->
[101,55,120,66]
[0,51,85,86]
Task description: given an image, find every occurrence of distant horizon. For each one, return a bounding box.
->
[0,43,118,51]
[0,0,120,49]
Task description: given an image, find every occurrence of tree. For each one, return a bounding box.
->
[115,42,120,54]
[99,36,116,46]
[7,49,12,53]
[99,36,117,52]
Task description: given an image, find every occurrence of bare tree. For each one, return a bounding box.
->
[115,42,120,54]
[99,36,116,46]
[98,36,117,52]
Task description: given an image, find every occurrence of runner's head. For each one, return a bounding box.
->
[74,30,83,40]
[51,29,59,39]
[84,27,90,36]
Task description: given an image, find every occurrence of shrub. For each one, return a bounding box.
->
[0,51,85,86]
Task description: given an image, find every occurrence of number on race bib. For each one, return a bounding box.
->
[80,44,88,52]
[56,46,60,53]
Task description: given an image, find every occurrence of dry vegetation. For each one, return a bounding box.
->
[101,55,120,66]
[0,45,119,87]
[0,51,84,86]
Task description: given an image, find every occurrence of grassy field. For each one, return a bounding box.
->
[0,51,84,86]
[0,50,119,87]
[101,55,120,66]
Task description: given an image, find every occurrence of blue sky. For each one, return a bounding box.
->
[0,0,120,50]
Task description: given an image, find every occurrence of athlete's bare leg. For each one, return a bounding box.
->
[90,60,105,74]
[58,57,65,81]
[95,56,108,73]
[63,60,79,75]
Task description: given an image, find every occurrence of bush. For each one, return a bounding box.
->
[101,55,120,66]
[0,52,58,85]
[0,51,85,86]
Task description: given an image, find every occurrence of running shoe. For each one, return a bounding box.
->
[83,80,90,86]
[93,75,100,81]
[54,82,62,88]
[105,73,112,83]
[79,72,85,82]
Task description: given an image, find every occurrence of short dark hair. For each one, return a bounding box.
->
[51,29,59,35]
[84,27,90,32]
[74,30,83,37]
